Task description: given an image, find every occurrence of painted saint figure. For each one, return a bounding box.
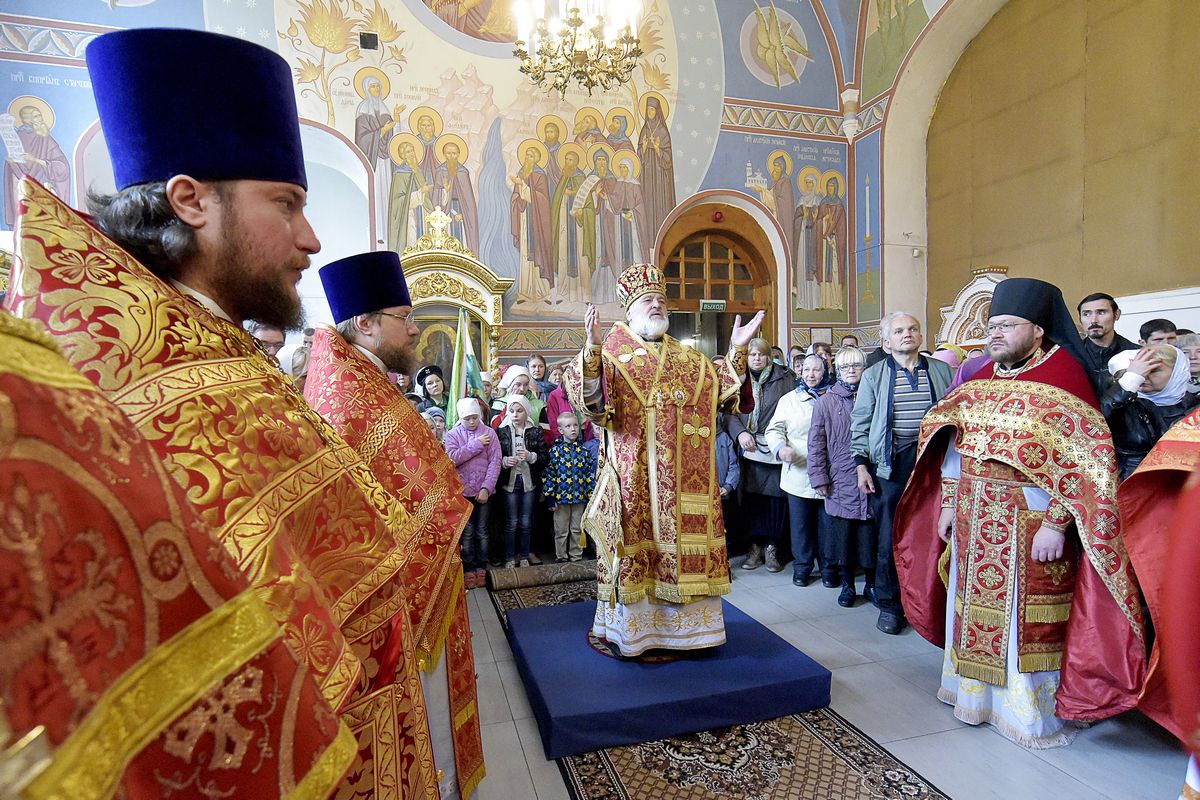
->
[510,138,553,304]
[432,134,480,255]
[387,133,432,253]
[537,114,567,194]
[577,144,620,307]
[637,93,676,250]
[817,175,847,311]
[2,98,70,228]
[793,167,822,311]
[573,107,605,148]
[549,143,591,305]
[410,106,444,183]
[352,69,400,234]
[604,107,635,153]
[612,152,649,268]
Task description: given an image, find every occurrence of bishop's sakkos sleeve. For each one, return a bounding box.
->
[564,338,617,430]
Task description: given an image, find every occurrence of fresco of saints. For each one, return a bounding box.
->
[793,166,822,311]
[352,68,402,233]
[817,174,847,311]
[409,106,444,182]
[577,143,620,306]
[573,107,605,147]
[387,133,433,253]
[637,92,676,251]
[611,152,649,267]
[604,107,635,153]
[549,143,592,305]
[432,134,480,255]
[537,114,567,194]
[510,138,553,305]
[2,97,69,228]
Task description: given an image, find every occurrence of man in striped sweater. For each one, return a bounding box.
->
[850,312,954,635]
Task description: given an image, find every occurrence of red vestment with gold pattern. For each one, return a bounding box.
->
[1119,406,1200,740]
[4,178,437,799]
[305,328,484,798]
[1164,468,1200,755]
[0,311,354,798]
[895,346,1145,723]
[563,323,747,609]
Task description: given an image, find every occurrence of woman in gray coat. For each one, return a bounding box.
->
[807,347,876,607]
[726,338,795,572]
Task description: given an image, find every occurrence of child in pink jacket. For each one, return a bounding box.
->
[445,397,501,588]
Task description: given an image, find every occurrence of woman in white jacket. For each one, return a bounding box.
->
[766,354,836,587]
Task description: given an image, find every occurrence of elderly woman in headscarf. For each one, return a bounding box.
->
[765,353,837,587]
[725,337,795,572]
[1104,344,1200,479]
[808,346,876,608]
[277,342,311,394]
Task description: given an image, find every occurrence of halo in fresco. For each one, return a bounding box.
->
[354,66,391,99]
[739,2,813,89]
[7,96,55,129]
[515,137,548,168]
[797,165,823,193]
[613,150,641,178]
[435,132,468,162]
[408,106,445,139]
[389,132,424,165]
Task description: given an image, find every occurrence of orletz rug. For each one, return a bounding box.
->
[487,566,949,800]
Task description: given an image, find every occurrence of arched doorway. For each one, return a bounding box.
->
[656,191,785,355]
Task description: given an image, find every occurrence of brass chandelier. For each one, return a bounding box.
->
[513,1,643,97]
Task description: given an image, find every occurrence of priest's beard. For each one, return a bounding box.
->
[629,312,669,341]
[211,202,308,331]
[375,337,416,375]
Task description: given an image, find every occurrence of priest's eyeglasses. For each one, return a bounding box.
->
[378,311,420,327]
[985,321,1033,334]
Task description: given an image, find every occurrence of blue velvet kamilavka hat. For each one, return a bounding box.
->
[319,250,412,324]
[85,28,307,190]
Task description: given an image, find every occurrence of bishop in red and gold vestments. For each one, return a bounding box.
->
[563,263,763,656]
[0,311,354,798]
[895,278,1144,748]
[305,251,483,799]
[1118,407,1200,741]
[6,29,437,799]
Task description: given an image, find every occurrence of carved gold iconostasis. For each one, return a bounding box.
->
[402,208,513,373]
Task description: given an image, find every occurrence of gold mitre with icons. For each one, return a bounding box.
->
[616,263,666,309]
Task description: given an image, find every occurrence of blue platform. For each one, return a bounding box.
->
[505,599,832,759]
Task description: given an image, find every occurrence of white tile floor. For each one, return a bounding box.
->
[464,561,1185,800]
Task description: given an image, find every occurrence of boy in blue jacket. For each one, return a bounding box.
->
[544,412,596,562]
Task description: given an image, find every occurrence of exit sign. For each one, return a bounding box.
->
[699,299,727,312]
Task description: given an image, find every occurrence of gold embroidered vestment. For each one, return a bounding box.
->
[5,177,437,800]
[564,323,746,605]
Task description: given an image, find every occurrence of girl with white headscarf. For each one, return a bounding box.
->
[1103,344,1200,479]
[496,394,550,568]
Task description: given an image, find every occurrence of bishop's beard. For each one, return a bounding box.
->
[629,313,669,341]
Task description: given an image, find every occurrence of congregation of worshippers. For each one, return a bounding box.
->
[260,304,1199,597]
[3,23,1200,800]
